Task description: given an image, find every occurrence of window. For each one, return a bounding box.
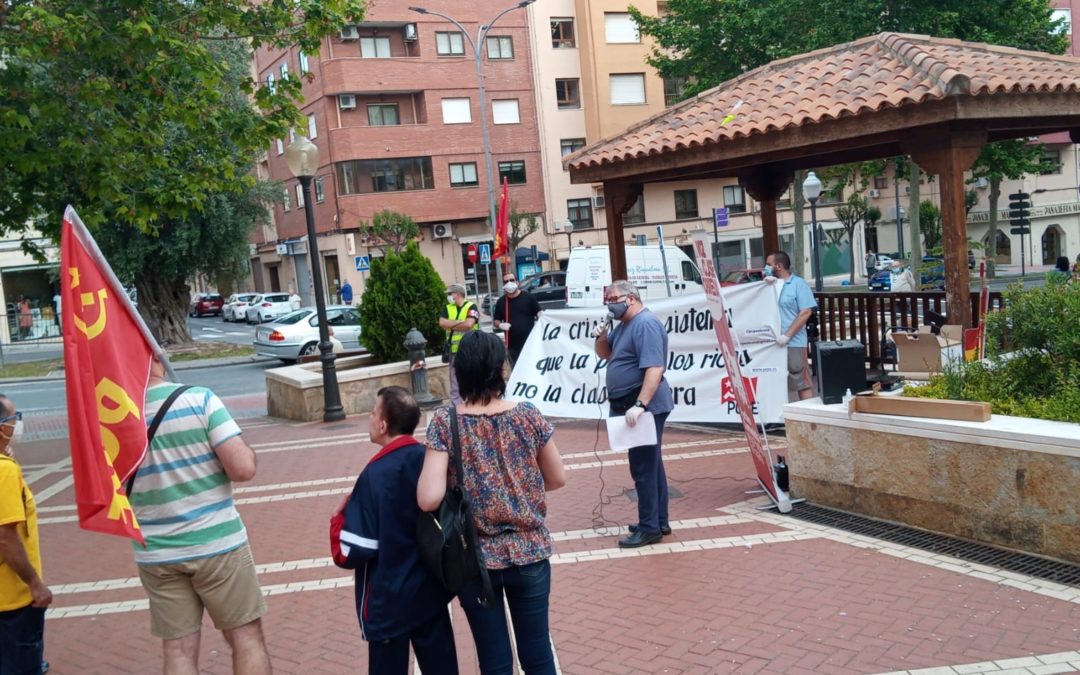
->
[674,189,698,219]
[551,18,575,48]
[556,78,581,109]
[276,138,284,155]
[314,177,325,203]
[492,99,520,124]
[663,77,687,106]
[367,104,400,126]
[873,175,888,189]
[266,72,275,94]
[1051,8,1071,35]
[436,32,465,55]
[337,158,435,195]
[560,138,586,157]
[604,13,640,43]
[360,36,391,58]
[1041,150,1062,175]
[723,185,746,214]
[623,194,645,225]
[307,114,317,139]
[487,36,513,59]
[299,51,309,74]
[441,98,472,124]
[279,63,289,79]
[449,162,479,187]
[610,73,646,105]
[282,188,291,212]
[567,198,593,229]
[295,183,305,208]
[498,160,526,185]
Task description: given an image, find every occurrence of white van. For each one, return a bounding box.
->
[566,245,703,307]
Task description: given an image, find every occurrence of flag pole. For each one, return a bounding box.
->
[63,206,178,381]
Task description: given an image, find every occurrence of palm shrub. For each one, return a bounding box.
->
[357,241,448,362]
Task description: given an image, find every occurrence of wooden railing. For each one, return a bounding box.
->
[811,291,1003,370]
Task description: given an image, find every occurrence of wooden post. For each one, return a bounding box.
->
[601,181,642,281]
[907,130,985,329]
[739,166,793,256]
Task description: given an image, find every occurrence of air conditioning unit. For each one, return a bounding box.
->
[433,223,453,239]
[248,244,258,257]
[404,23,418,41]
[275,243,289,255]
[592,195,606,209]
[904,185,912,195]
[974,177,989,189]
[868,188,881,198]
[340,26,359,40]
[338,94,357,110]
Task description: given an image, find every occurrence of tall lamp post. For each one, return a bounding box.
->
[409,1,534,285]
[803,171,824,292]
[562,221,575,254]
[285,136,345,422]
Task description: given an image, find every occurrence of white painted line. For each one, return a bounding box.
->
[24,456,70,486]
[873,651,1080,674]
[32,475,73,504]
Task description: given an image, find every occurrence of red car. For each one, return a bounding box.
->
[189,292,225,317]
[719,269,764,286]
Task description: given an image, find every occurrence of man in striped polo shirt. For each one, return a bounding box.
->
[130,356,272,674]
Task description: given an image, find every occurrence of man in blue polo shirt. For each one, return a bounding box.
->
[765,251,818,400]
[333,387,456,675]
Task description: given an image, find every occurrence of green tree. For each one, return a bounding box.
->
[919,200,943,252]
[357,242,448,363]
[362,209,420,256]
[507,203,541,275]
[832,193,869,285]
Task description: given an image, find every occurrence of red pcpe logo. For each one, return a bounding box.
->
[721,376,759,405]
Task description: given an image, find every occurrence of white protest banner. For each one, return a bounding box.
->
[507,281,786,424]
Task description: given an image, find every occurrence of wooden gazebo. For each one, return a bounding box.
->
[566,33,1080,327]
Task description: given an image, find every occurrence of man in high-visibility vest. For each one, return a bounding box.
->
[438,284,479,403]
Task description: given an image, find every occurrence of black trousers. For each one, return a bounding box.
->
[367,606,458,675]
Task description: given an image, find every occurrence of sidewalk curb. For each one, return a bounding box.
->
[0,355,276,385]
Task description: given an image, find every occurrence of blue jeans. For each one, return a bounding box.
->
[627,412,670,534]
[0,604,45,675]
[459,559,554,675]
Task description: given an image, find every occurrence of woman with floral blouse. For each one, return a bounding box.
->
[419,330,566,675]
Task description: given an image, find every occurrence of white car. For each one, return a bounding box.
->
[223,293,259,322]
[245,293,293,324]
[253,306,363,363]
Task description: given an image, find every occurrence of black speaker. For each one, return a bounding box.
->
[813,340,866,404]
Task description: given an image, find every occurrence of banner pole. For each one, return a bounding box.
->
[63,206,178,381]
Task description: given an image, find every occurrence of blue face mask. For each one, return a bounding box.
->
[607,301,629,320]
[763,264,774,277]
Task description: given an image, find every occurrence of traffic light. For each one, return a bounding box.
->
[1008,192,1031,235]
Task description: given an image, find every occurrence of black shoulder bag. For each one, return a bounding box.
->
[125,384,193,496]
[416,405,494,606]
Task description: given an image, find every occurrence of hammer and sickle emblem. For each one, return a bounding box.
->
[74,288,108,339]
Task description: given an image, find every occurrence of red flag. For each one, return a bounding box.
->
[61,206,156,543]
[494,176,510,260]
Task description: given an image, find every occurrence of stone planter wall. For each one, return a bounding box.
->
[266,354,450,421]
[783,399,1080,563]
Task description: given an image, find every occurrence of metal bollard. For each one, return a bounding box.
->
[404,327,441,407]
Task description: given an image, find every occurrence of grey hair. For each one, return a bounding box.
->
[608,279,640,301]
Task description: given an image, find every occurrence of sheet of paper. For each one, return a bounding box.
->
[605,411,658,451]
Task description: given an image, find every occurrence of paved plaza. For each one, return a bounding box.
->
[19,394,1080,674]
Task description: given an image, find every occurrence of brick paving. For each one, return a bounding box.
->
[19,400,1080,674]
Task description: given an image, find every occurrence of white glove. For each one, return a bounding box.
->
[763,275,779,285]
[625,405,645,427]
[776,334,791,347]
[499,322,511,331]
[591,322,609,339]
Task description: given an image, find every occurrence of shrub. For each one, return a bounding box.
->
[357,241,447,362]
[906,277,1080,423]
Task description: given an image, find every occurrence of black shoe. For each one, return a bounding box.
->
[619,529,663,548]
[629,523,672,536]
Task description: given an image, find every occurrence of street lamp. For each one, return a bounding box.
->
[803,170,824,292]
[285,136,345,422]
[409,1,534,285]
[562,221,575,253]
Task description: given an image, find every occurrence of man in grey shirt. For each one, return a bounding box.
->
[593,280,674,548]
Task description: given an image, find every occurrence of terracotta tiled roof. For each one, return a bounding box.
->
[565,33,1080,172]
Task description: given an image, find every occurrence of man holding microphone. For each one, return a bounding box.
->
[593,280,673,548]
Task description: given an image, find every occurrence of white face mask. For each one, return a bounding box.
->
[503,282,518,294]
[3,420,22,444]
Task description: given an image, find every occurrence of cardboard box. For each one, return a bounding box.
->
[849,394,991,422]
[892,325,963,373]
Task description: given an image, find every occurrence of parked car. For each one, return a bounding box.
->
[868,257,946,292]
[482,270,568,313]
[719,269,764,286]
[245,293,293,324]
[223,293,258,322]
[188,293,224,317]
[253,306,363,363]
[868,253,894,272]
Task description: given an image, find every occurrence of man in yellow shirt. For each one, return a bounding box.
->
[0,395,53,674]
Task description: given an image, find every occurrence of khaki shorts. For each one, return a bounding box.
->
[138,543,267,640]
[787,347,813,392]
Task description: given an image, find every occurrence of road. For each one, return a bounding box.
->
[188,314,259,345]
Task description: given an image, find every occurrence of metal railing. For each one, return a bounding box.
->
[1,312,63,346]
[811,291,1003,370]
